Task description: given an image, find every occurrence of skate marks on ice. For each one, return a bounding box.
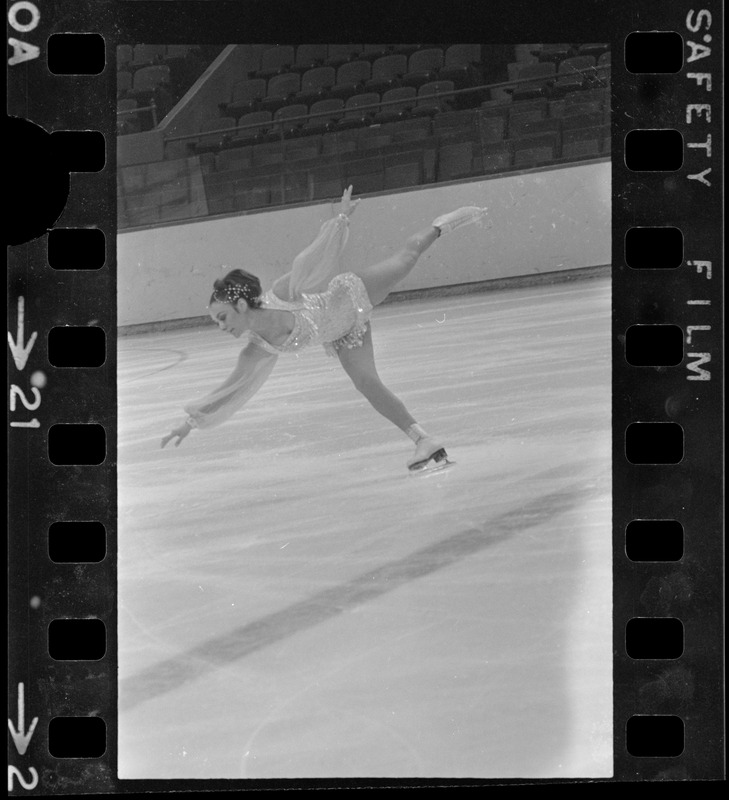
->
[119,468,592,713]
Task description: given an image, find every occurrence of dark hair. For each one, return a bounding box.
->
[210,269,263,309]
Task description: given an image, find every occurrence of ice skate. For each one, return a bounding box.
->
[433,206,487,236]
[407,437,454,473]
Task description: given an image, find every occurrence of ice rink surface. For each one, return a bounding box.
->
[117,277,612,780]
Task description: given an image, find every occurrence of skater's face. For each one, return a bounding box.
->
[209,300,249,338]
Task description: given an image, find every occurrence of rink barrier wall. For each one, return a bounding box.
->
[118,159,611,329]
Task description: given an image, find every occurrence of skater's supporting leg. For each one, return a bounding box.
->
[337,325,417,431]
[356,226,440,307]
[338,325,450,470]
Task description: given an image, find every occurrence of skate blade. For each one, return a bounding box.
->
[408,450,455,475]
[409,459,456,476]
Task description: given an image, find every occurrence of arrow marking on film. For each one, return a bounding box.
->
[8,683,38,756]
[7,297,38,372]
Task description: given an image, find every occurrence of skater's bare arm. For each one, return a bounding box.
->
[162,341,277,448]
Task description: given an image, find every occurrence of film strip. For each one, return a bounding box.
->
[6,0,724,790]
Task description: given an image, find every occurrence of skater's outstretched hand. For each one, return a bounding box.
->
[339,185,360,218]
[161,420,192,449]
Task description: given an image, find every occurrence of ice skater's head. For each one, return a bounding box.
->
[209,269,263,338]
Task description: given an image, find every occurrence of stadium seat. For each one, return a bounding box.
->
[256,45,295,79]
[577,43,610,59]
[510,61,555,100]
[411,80,455,117]
[232,110,273,145]
[117,118,141,136]
[329,60,372,100]
[553,55,596,94]
[373,87,417,123]
[273,104,309,137]
[596,51,611,82]
[338,93,381,129]
[131,44,165,68]
[365,54,408,92]
[261,72,301,113]
[302,98,345,134]
[128,65,171,109]
[391,44,422,57]
[439,44,482,87]
[296,67,336,104]
[325,44,363,68]
[117,97,138,113]
[165,45,196,60]
[362,44,391,62]
[293,44,328,73]
[559,55,596,75]
[402,48,444,88]
[536,43,573,63]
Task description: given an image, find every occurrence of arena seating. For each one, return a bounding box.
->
[116,44,223,131]
[118,43,611,228]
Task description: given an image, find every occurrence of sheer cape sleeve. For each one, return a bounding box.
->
[287,213,350,299]
[183,342,278,430]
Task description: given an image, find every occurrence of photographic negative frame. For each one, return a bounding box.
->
[6,0,724,790]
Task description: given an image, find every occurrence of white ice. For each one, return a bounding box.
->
[117,278,612,779]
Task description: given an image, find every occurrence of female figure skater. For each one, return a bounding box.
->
[161,188,486,471]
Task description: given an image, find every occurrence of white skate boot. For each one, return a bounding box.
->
[407,437,453,473]
[432,206,487,235]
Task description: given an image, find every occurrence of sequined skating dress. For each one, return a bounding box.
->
[184,213,373,430]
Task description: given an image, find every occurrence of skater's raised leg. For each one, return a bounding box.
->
[357,226,440,307]
[356,205,487,307]
[337,325,449,470]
